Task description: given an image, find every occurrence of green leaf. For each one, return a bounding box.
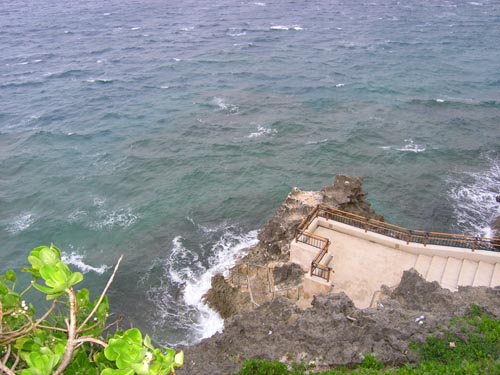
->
[69,271,84,287]
[4,269,17,282]
[101,369,135,375]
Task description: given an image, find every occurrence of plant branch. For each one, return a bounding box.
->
[75,336,108,348]
[53,288,77,375]
[78,255,123,332]
[1,345,10,365]
[0,361,15,375]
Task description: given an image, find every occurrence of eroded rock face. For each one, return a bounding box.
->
[204,174,383,321]
[179,270,500,375]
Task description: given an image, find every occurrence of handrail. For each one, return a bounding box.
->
[298,205,500,252]
[295,211,332,282]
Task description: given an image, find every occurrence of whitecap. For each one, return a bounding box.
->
[270,25,303,31]
[62,251,110,274]
[270,25,289,30]
[7,213,35,234]
[447,156,500,237]
[228,28,247,37]
[90,208,139,230]
[247,125,277,138]
[173,58,181,62]
[173,229,258,340]
[68,209,87,223]
[306,138,328,145]
[160,85,170,89]
[93,196,106,207]
[435,98,445,103]
[103,13,111,16]
[131,27,141,31]
[179,26,194,32]
[213,97,239,113]
[468,2,483,5]
[396,138,426,153]
[254,2,266,5]
[335,83,345,88]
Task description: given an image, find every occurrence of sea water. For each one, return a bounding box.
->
[1,0,499,346]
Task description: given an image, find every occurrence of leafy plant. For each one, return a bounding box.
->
[0,244,183,375]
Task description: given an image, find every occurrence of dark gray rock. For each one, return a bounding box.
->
[178,270,500,375]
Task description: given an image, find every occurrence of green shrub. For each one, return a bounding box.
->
[236,359,289,375]
[0,244,183,375]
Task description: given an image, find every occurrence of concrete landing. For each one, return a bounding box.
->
[290,218,500,309]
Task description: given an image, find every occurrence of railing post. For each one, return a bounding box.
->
[406,230,412,245]
[424,232,429,247]
[472,237,479,252]
[364,218,370,233]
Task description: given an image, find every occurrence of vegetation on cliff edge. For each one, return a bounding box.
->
[235,304,500,374]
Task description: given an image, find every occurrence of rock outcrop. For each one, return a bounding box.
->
[204,175,382,318]
[179,270,500,375]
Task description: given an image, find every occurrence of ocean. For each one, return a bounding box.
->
[1,0,499,346]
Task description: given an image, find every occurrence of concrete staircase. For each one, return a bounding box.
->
[413,254,500,291]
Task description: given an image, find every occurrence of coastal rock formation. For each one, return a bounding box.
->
[204,175,382,318]
[180,270,500,375]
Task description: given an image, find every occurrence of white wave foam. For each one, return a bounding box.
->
[90,208,139,230]
[62,251,110,274]
[435,98,445,103]
[184,229,258,340]
[103,13,111,16]
[163,227,258,342]
[306,138,328,145]
[468,2,483,5]
[213,97,239,113]
[447,156,500,237]
[179,26,194,32]
[228,28,247,37]
[131,27,141,30]
[396,139,426,153]
[247,125,277,138]
[7,213,35,234]
[270,25,303,31]
[93,196,106,207]
[85,78,113,84]
[254,2,266,5]
[335,83,345,88]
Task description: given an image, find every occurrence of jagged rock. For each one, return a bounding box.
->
[273,263,303,288]
[179,271,500,375]
[204,174,383,320]
[203,274,247,319]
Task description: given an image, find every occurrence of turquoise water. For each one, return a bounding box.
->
[1,0,499,345]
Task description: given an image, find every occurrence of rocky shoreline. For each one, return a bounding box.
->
[177,175,500,375]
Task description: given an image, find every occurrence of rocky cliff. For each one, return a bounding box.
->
[179,270,500,375]
[177,175,500,375]
[204,175,382,319]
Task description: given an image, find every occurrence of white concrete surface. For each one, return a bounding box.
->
[290,218,500,309]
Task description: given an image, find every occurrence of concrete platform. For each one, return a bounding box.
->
[290,218,500,309]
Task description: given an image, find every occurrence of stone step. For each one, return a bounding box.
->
[490,263,500,287]
[473,261,494,287]
[414,254,433,278]
[441,257,462,291]
[426,256,448,283]
[458,259,478,286]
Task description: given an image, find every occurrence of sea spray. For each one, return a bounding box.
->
[448,155,500,237]
[146,224,258,346]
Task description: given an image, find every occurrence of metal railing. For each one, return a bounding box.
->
[302,205,500,252]
[295,207,332,282]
